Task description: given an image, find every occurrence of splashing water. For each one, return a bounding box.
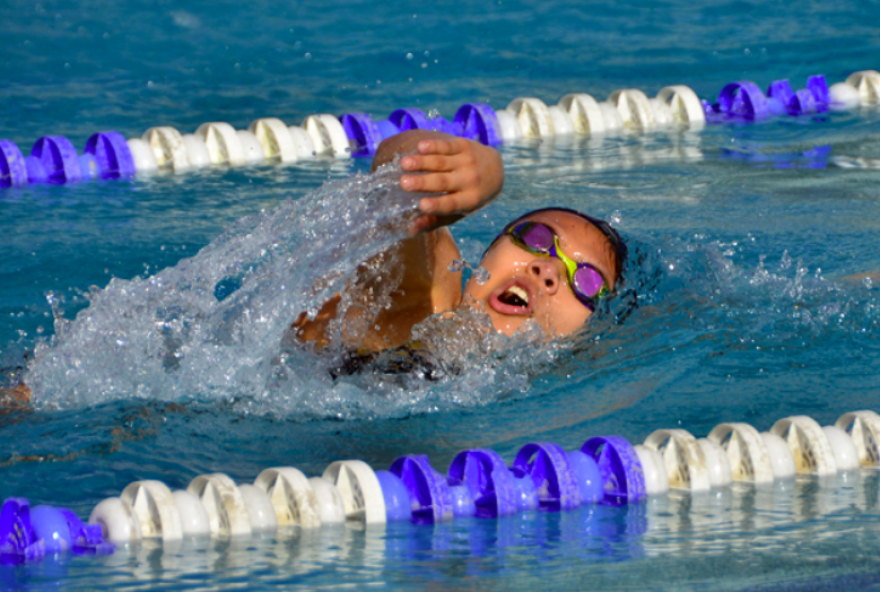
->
[24,162,572,419]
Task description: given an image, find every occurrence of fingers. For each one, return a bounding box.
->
[417,137,466,156]
[401,153,454,173]
[400,137,471,172]
[419,191,473,215]
[401,171,459,193]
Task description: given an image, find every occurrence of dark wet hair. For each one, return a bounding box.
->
[494,207,628,282]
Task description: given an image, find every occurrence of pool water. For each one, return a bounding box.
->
[2,0,880,589]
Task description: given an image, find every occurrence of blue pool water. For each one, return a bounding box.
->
[2,0,880,589]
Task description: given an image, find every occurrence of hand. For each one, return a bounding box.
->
[397,136,504,235]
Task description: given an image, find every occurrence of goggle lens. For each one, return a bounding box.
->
[572,267,606,298]
[517,222,555,252]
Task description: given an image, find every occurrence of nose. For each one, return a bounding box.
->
[527,259,561,295]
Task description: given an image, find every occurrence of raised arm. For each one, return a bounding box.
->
[371,130,505,235]
[294,131,505,353]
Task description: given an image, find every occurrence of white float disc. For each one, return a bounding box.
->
[770,416,838,476]
[288,126,316,159]
[235,130,265,164]
[506,97,554,137]
[644,428,710,492]
[195,122,246,166]
[633,444,669,495]
[120,480,183,541]
[323,460,386,525]
[760,432,797,479]
[303,114,350,157]
[697,438,732,488]
[493,110,522,142]
[307,477,346,524]
[187,473,252,537]
[608,89,656,130]
[822,425,860,471]
[835,410,880,468]
[558,93,606,135]
[89,497,143,544]
[126,138,158,173]
[254,467,321,528]
[844,70,880,105]
[656,85,706,128]
[547,105,574,136]
[238,484,279,533]
[249,118,299,162]
[172,489,210,538]
[708,422,775,484]
[142,126,190,171]
[181,134,210,168]
[828,82,862,110]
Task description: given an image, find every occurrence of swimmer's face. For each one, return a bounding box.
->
[462,210,619,337]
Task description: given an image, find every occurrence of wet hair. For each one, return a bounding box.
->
[492,207,628,282]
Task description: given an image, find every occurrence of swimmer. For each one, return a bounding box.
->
[3,130,626,404]
[293,129,626,355]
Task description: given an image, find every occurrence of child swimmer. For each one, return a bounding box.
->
[293,129,627,357]
[1,130,627,405]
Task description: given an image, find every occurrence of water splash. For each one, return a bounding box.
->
[24,162,571,419]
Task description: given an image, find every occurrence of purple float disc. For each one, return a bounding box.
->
[375,470,413,522]
[512,442,580,512]
[0,140,28,187]
[84,131,135,179]
[448,449,518,518]
[57,507,114,555]
[0,498,44,564]
[718,81,769,120]
[30,505,71,553]
[30,136,83,184]
[376,120,400,141]
[795,88,817,114]
[807,75,829,111]
[580,435,646,506]
[447,482,476,517]
[454,103,501,146]
[24,156,48,184]
[389,108,431,132]
[567,450,603,505]
[339,113,383,157]
[389,454,453,524]
[767,79,795,115]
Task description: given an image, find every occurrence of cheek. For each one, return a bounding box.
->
[464,246,522,298]
[537,292,592,336]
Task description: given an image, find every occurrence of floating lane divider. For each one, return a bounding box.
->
[0,70,879,190]
[2,409,879,565]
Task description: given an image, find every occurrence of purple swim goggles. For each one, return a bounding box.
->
[503,221,609,311]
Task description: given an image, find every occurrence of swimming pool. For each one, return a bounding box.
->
[2,0,880,589]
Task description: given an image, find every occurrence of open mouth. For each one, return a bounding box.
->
[489,280,534,315]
